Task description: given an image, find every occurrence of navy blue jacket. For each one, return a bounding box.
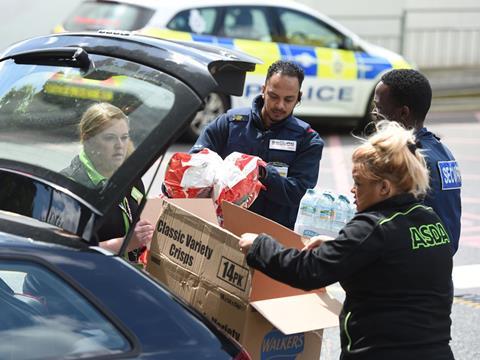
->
[191,95,324,229]
[247,193,454,360]
[417,127,462,254]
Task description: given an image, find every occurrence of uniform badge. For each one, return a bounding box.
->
[437,160,462,190]
[232,114,246,121]
[269,139,297,152]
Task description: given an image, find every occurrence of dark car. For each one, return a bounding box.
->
[0,31,258,359]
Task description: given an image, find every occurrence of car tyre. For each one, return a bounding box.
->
[184,92,230,142]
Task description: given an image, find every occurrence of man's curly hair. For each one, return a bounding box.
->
[381,69,432,121]
[266,60,305,88]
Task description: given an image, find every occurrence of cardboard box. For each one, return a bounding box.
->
[144,198,342,359]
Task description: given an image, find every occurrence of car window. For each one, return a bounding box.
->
[63,1,155,31]
[0,55,176,191]
[277,8,345,48]
[219,7,272,42]
[167,8,218,34]
[0,260,131,359]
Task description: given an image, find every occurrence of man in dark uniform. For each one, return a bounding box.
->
[190,60,324,229]
[372,68,462,254]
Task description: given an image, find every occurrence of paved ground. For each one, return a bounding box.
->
[426,67,480,113]
[426,67,480,94]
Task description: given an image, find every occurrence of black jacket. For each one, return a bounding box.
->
[190,95,324,229]
[61,155,145,243]
[417,127,462,254]
[247,193,454,360]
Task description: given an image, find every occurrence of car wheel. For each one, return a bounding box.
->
[185,93,230,142]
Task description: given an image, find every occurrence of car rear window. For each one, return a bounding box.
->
[0,55,178,190]
[0,260,131,359]
[63,1,155,31]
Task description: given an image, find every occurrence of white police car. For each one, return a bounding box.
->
[55,0,411,139]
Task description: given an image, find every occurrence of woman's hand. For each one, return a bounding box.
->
[239,233,258,254]
[98,220,154,254]
[302,235,334,251]
[133,219,154,249]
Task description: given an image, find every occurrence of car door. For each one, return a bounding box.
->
[145,5,366,117]
[141,5,279,137]
[150,5,284,111]
[162,6,279,83]
[271,6,364,118]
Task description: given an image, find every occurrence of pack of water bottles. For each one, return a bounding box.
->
[294,188,357,238]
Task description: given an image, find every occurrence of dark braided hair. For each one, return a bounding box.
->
[380,69,432,121]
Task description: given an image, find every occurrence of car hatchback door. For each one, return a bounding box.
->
[0,32,258,248]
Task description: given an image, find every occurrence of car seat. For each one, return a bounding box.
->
[224,9,257,40]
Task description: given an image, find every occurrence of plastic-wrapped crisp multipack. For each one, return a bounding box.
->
[163,148,223,198]
[163,149,265,223]
[213,152,265,221]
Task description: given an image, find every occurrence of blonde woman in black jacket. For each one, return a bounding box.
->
[239,120,454,360]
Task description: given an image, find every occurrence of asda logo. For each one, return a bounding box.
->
[409,222,450,250]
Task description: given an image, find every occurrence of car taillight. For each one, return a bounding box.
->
[233,348,252,360]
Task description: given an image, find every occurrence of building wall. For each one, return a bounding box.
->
[297,0,480,68]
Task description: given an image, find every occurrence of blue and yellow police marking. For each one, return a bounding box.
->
[316,48,357,80]
[43,73,129,101]
[44,83,114,101]
[139,28,410,81]
[355,52,393,80]
[454,294,480,309]
[235,38,280,76]
[140,28,192,41]
[279,43,317,76]
[192,33,236,49]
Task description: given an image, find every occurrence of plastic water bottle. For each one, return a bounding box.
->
[315,191,335,233]
[332,195,352,233]
[294,189,319,237]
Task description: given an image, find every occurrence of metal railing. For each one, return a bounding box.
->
[332,8,480,69]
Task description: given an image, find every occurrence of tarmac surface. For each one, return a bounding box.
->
[426,67,480,94]
[425,67,480,113]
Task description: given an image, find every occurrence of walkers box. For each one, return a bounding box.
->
[144,198,341,359]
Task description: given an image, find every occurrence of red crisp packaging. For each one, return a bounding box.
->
[163,148,222,198]
[213,152,266,222]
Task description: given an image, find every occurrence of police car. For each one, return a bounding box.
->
[55,0,411,139]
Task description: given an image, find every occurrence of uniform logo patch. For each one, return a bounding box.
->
[437,160,462,190]
[232,114,247,121]
[269,139,297,152]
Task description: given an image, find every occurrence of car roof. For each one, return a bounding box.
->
[106,0,307,9]
[94,0,361,41]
